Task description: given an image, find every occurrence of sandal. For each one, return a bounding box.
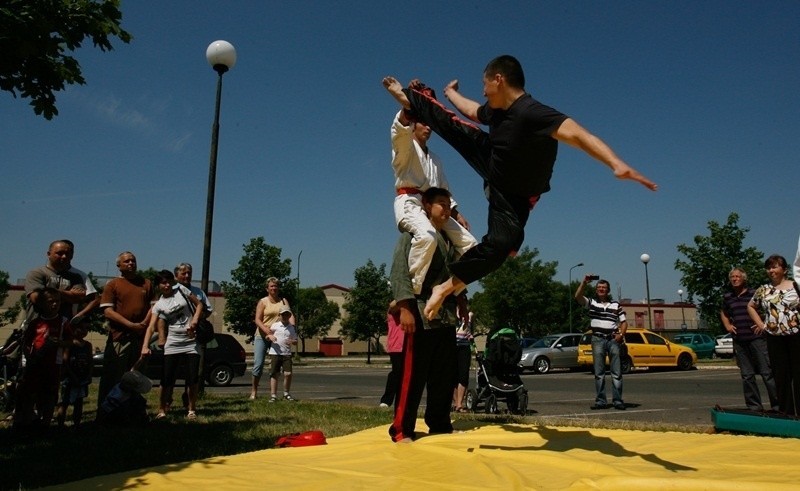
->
[454,407,468,413]
[186,410,197,419]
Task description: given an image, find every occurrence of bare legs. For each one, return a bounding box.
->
[270,372,292,397]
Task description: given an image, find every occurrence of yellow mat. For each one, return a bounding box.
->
[53,420,800,490]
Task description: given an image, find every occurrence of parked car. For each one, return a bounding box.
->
[518,333,583,374]
[93,333,246,386]
[673,333,716,359]
[577,328,697,373]
[715,333,734,358]
[519,337,539,350]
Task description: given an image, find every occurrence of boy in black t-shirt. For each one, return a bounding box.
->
[383,55,658,320]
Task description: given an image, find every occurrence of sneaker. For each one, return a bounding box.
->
[155,411,167,420]
[186,410,197,419]
[269,396,277,403]
[590,403,608,410]
[284,394,296,402]
[379,403,389,409]
[613,403,626,411]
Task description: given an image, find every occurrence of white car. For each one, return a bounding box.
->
[715,333,734,358]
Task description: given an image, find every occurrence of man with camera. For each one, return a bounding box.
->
[575,275,628,410]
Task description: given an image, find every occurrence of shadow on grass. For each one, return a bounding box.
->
[0,395,388,489]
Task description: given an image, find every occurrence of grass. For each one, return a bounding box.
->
[0,391,390,490]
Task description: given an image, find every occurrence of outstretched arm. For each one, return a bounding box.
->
[382,76,411,109]
[443,80,481,123]
[553,119,658,191]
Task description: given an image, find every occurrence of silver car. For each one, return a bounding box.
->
[518,333,583,374]
[715,333,734,358]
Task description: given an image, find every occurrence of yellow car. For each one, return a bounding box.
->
[577,329,697,373]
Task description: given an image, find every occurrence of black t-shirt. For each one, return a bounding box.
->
[478,94,568,197]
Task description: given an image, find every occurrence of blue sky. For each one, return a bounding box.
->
[2,1,798,305]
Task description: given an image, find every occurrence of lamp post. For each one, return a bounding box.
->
[640,253,653,330]
[295,250,302,360]
[200,40,237,293]
[568,262,584,333]
[677,289,687,331]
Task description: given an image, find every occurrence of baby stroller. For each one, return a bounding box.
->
[464,327,528,414]
[0,328,24,414]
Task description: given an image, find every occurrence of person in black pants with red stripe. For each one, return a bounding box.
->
[388,187,460,443]
[383,55,658,320]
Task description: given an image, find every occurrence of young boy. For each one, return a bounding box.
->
[390,106,477,296]
[267,305,298,402]
[14,287,72,430]
[383,55,658,319]
[56,320,93,427]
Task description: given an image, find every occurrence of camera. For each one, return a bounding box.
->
[588,275,600,281]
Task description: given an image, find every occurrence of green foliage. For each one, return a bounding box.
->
[674,213,766,333]
[296,287,340,353]
[0,270,22,328]
[340,260,390,347]
[0,0,132,119]
[221,238,296,341]
[470,247,570,337]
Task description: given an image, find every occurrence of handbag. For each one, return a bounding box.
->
[177,287,215,344]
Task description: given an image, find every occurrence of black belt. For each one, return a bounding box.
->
[592,331,617,339]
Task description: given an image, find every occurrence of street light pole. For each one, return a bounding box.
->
[677,289,687,331]
[640,254,653,330]
[295,250,302,359]
[568,262,584,333]
[201,40,237,293]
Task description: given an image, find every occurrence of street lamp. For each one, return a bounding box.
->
[640,253,653,330]
[677,289,687,331]
[200,40,237,293]
[568,262,584,333]
[295,250,302,360]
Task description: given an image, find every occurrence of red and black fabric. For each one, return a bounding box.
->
[401,87,539,285]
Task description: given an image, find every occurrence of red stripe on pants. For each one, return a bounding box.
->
[390,331,415,441]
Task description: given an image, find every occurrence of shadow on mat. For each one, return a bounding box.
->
[466,424,697,473]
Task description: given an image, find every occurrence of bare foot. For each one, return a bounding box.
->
[614,165,658,191]
[424,283,449,320]
[382,76,411,109]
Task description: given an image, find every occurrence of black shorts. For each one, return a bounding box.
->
[162,353,201,387]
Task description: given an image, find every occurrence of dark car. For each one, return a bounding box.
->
[93,333,246,386]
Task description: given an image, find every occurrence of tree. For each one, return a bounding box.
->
[221,238,296,340]
[675,213,766,334]
[295,287,340,354]
[0,0,132,119]
[0,270,23,328]
[340,260,391,363]
[470,247,570,338]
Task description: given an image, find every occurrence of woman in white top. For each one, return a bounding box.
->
[141,270,203,419]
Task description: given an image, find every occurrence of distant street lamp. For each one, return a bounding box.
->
[295,250,302,360]
[640,254,653,330]
[677,289,687,331]
[200,40,237,293]
[568,262,584,333]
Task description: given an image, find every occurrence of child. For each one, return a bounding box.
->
[13,287,72,430]
[97,369,151,426]
[267,305,298,402]
[56,320,93,427]
[389,106,477,296]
